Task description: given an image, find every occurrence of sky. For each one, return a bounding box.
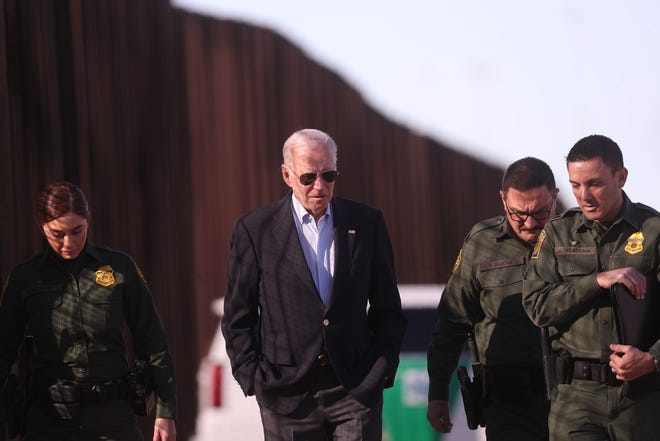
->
[173,0,660,211]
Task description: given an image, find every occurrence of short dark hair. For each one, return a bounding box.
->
[37,181,90,225]
[502,157,556,193]
[566,134,623,173]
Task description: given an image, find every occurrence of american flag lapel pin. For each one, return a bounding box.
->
[348,229,356,258]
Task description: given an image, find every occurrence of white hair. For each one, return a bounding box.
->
[282,129,338,167]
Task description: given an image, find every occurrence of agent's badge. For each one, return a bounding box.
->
[96,265,116,287]
[531,230,546,260]
[624,231,644,255]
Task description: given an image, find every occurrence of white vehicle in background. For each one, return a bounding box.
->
[191,286,485,441]
[191,298,263,440]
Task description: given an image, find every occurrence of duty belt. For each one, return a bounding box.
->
[572,360,622,387]
[35,377,129,404]
[74,380,128,403]
[31,377,130,420]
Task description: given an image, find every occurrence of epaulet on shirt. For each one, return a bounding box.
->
[11,251,48,272]
[555,207,582,220]
[92,244,130,259]
[92,245,141,269]
[464,216,506,243]
[634,202,660,217]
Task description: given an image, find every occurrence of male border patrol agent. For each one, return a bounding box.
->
[523,134,660,441]
[427,157,556,440]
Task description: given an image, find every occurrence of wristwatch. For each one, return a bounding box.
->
[654,357,660,373]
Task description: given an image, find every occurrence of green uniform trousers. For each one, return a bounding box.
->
[550,379,660,441]
[24,399,142,441]
[484,394,550,441]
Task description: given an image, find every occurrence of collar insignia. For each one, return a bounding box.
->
[452,249,463,273]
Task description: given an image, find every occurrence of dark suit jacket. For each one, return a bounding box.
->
[222,194,406,415]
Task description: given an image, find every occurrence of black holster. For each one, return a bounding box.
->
[127,360,155,416]
[554,349,573,385]
[457,365,485,430]
[33,377,131,420]
[33,380,83,420]
[48,380,82,420]
[540,327,557,399]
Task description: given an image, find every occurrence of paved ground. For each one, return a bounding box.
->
[190,371,263,441]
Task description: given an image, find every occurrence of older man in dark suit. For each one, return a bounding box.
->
[222,128,406,441]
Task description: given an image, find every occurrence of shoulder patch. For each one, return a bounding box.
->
[634,202,660,217]
[452,249,463,273]
[136,264,148,285]
[557,207,582,219]
[531,230,546,260]
[0,276,9,303]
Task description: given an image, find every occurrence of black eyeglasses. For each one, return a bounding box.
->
[504,196,556,223]
[287,167,339,186]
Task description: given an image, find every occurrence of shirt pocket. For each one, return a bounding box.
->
[478,261,524,319]
[478,257,524,289]
[85,285,122,304]
[557,253,597,280]
[81,280,124,334]
[609,253,654,275]
[21,284,64,314]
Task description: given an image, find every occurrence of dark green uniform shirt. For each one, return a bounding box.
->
[0,243,176,418]
[523,193,660,362]
[428,216,543,400]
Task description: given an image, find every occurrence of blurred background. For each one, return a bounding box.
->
[176,0,660,212]
[1,0,658,439]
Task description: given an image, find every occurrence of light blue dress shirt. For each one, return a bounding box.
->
[291,196,335,305]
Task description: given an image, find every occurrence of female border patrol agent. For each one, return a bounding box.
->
[0,182,176,440]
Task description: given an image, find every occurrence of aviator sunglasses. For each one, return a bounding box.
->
[287,166,339,186]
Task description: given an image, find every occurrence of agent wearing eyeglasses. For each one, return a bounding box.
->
[427,157,557,441]
[221,128,406,441]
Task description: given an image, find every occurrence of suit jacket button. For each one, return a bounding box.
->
[323,319,330,327]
